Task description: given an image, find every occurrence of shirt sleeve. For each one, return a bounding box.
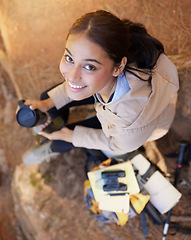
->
[47,82,72,109]
[72,126,114,151]
[72,121,157,155]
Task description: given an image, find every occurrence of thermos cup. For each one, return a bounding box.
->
[16,100,48,128]
[131,153,182,214]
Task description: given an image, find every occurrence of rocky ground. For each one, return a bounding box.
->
[0,1,190,239]
[0,63,191,240]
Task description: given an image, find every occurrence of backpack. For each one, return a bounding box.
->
[84,151,152,226]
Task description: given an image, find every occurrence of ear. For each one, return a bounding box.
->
[112,57,127,77]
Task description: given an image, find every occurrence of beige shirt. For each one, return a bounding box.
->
[48,54,179,157]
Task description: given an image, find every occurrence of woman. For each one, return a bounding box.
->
[23,10,179,164]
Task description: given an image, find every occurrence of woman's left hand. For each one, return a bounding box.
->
[39,127,73,143]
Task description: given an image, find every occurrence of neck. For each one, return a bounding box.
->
[99,78,117,103]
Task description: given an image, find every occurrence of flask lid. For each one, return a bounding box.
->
[16,100,37,127]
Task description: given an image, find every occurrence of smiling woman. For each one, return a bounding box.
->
[21,10,179,165]
[59,32,125,102]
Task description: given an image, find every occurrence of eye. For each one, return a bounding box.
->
[84,64,96,71]
[64,55,74,63]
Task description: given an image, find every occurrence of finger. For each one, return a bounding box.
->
[38,131,51,139]
[41,119,52,130]
[24,99,34,106]
[25,99,38,109]
[15,105,20,114]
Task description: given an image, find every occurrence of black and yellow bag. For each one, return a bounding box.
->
[84,157,150,226]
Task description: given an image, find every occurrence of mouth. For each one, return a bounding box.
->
[68,81,86,89]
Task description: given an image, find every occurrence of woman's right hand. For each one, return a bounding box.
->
[24,98,55,112]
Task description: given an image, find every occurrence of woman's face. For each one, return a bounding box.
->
[59,33,119,101]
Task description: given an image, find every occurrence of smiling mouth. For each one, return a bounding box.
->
[68,81,86,89]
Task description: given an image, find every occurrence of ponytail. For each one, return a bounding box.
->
[123,20,164,70]
[68,10,164,81]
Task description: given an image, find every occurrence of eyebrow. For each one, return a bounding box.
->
[65,48,102,65]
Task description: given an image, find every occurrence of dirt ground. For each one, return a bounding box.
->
[0,66,191,239]
[0,1,191,239]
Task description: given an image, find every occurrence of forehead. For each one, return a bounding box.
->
[65,33,111,61]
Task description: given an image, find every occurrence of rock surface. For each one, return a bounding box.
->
[11,152,138,240]
[0,0,190,239]
[11,146,191,240]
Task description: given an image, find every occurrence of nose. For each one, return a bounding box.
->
[67,65,81,83]
[59,59,81,82]
[63,65,81,83]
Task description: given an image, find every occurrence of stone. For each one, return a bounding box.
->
[0,1,190,239]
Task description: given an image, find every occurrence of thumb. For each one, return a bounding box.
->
[38,131,51,139]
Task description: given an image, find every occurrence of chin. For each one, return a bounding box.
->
[69,95,84,101]
[67,91,88,101]
[66,87,92,101]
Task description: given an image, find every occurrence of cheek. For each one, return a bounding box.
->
[92,70,112,86]
[59,60,64,74]
[60,61,70,77]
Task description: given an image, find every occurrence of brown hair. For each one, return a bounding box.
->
[68,10,164,75]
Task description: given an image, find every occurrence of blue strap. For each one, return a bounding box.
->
[141,209,148,236]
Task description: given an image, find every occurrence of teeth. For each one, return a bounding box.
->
[68,82,85,89]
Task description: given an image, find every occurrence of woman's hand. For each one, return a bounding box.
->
[24,98,54,112]
[39,127,74,143]
[16,98,54,116]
